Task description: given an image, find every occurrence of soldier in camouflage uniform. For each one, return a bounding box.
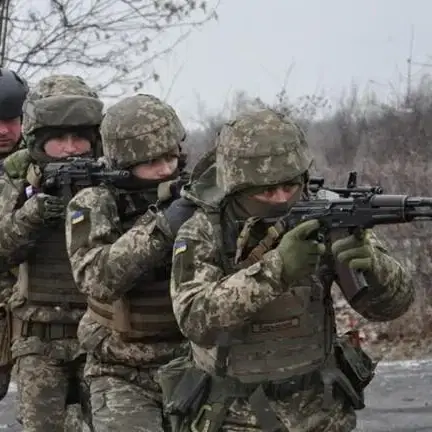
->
[165,109,415,432]
[0,67,29,402]
[0,74,103,431]
[65,94,194,432]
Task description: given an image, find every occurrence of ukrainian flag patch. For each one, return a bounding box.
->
[71,210,85,225]
[174,240,187,256]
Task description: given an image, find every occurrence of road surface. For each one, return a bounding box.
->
[0,359,430,431]
[355,358,432,431]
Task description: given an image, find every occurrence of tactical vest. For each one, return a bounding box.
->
[87,191,183,343]
[13,160,87,309]
[191,210,335,384]
[22,226,87,308]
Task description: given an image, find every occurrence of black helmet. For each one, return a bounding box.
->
[0,68,28,120]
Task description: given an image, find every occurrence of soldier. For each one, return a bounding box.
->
[166,109,415,432]
[0,67,28,175]
[0,74,103,431]
[0,67,28,402]
[65,94,193,432]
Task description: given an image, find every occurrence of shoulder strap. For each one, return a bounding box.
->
[204,207,238,376]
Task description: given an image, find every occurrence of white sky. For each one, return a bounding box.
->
[138,0,432,128]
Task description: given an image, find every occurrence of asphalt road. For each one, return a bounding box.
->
[355,358,432,432]
[0,359,431,431]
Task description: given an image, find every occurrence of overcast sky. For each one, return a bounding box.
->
[139,0,432,128]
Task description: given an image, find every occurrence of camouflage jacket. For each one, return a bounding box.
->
[66,185,187,377]
[0,150,85,323]
[171,165,415,346]
[0,150,20,303]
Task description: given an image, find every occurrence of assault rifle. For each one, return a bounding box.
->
[253,172,432,303]
[42,157,131,200]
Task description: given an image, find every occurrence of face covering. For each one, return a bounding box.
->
[229,180,304,220]
[114,169,181,206]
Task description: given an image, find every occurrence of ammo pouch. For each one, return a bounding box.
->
[65,354,86,406]
[330,332,377,410]
[66,373,81,406]
[156,356,210,432]
[0,303,12,401]
[12,318,78,341]
[159,357,323,432]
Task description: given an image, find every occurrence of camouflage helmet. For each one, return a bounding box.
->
[101,94,186,169]
[22,74,103,135]
[215,109,313,196]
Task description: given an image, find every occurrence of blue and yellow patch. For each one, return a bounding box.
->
[71,210,85,225]
[174,240,187,256]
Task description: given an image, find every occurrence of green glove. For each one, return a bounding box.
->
[331,230,375,271]
[276,219,326,283]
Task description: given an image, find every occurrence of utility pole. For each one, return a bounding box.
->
[405,24,415,108]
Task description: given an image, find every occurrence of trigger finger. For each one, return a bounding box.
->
[336,246,369,264]
[317,243,326,255]
[331,234,359,256]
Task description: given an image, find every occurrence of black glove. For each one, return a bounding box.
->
[41,175,60,196]
[163,197,196,236]
[33,193,66,222]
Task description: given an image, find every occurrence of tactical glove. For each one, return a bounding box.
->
[21,193,66,224]
[163,197,196,237]
[275,219,326,283]
[157,177,189,202]
[331,230,375,271]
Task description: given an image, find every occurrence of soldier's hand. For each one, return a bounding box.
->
[275,219,326,283]
[30,193,66,222]
[157,178,188,202]
[41,174,59,195]
[331,230,374,271]
[163,197,196,237]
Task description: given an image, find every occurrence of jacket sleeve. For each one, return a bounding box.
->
[0,177,46,271]
[339,231,414,321]
[66,186,174,302]
[170,210,287,346]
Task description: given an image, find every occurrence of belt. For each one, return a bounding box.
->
[213,370,322,400]
[19,320,78,340]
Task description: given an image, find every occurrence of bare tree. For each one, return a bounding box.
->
[1,0,218,96]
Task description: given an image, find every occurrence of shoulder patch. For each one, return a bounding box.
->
[71,209,86,225]
[174,240,188,256]
[68,207,91,256]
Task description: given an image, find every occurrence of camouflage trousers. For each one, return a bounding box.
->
[90,374,168,432]
[206,391,357,432]
[15,353,94,432]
